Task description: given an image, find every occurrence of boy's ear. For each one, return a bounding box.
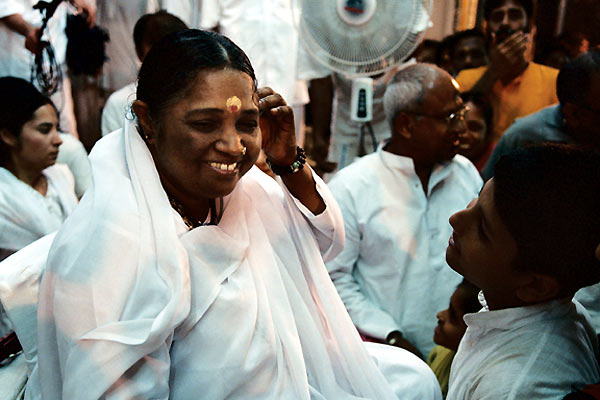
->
[515,272,561,304]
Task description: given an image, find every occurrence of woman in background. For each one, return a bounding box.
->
[458,91,494,171]
[0,77,77,260]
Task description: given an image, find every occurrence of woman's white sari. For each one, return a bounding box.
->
[0,164,77,259]
[32,121,438,399]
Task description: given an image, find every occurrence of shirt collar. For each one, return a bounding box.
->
[378,143,417,173]
[464,293,575,331]
[378,141,454,181]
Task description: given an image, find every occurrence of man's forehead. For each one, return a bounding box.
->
[424,76,462,111]
[492,0,526,11]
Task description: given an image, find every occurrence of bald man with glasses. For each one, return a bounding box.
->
[326,64,483,359]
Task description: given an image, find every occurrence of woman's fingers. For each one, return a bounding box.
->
[258,87,287,114]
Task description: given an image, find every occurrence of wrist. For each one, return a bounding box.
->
[386,330,403,346]
[267,146,306,176]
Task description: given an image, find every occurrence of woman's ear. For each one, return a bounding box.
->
[0,129,18,148]
[131,100,156,144]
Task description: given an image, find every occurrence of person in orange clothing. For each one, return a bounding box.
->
[455,0,558,142]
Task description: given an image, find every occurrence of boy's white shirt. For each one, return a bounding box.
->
[447,294,600,400]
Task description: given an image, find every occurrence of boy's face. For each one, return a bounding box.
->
[446,179,523,310]
[434,287,471,351]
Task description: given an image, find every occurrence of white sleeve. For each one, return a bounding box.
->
[0,0,26,19]
[277,166,345,263]
[326,179,400,340]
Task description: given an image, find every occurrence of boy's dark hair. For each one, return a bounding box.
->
[456,279,481,314]
[133,10,188,55]
[483,0,535,21]
[556,49,600,106]
[493,144,600,295]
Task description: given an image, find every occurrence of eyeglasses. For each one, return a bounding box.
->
[409,105,470,127]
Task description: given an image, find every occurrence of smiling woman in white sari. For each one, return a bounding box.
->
[31,30,440,399]
[0,77,78,261]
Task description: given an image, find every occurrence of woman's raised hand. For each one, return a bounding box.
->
[257,87,297,166]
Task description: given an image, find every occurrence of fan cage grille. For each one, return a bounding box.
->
[296,0,433,76]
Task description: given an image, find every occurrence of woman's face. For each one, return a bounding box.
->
[458,101,488,162]
[7,104,62,172]
[147,69,261,201]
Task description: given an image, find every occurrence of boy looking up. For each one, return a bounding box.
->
[445,144,600,399]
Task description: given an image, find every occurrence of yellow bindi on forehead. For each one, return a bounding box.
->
[226,96,242,113]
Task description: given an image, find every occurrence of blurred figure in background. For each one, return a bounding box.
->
[458,91,494,171]
[456,0,558,142]
[200,0,309,146]
[449,29,488,76]
[482,49,600,180]
[101,10,188,136]
[96,0,159,94]
[0,0,96,138]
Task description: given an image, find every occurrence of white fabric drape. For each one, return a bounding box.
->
[0,165,77,257]
[33,120,426,399]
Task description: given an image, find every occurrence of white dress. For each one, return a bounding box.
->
[31,120,441,399]
[0,164,77,259]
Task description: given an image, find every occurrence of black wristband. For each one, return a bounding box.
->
[267,146,306,176]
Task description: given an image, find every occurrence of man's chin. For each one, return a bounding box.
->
[445,248,463,275]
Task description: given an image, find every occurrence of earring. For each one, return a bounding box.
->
[241,146,247,155]
[138,126,151,142]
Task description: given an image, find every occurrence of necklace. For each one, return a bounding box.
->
[167,195,223,229]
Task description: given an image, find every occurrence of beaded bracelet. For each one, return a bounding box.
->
[267,146,307,176]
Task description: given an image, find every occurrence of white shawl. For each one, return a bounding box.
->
[34,121,406,399]
[0,165,77,257]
